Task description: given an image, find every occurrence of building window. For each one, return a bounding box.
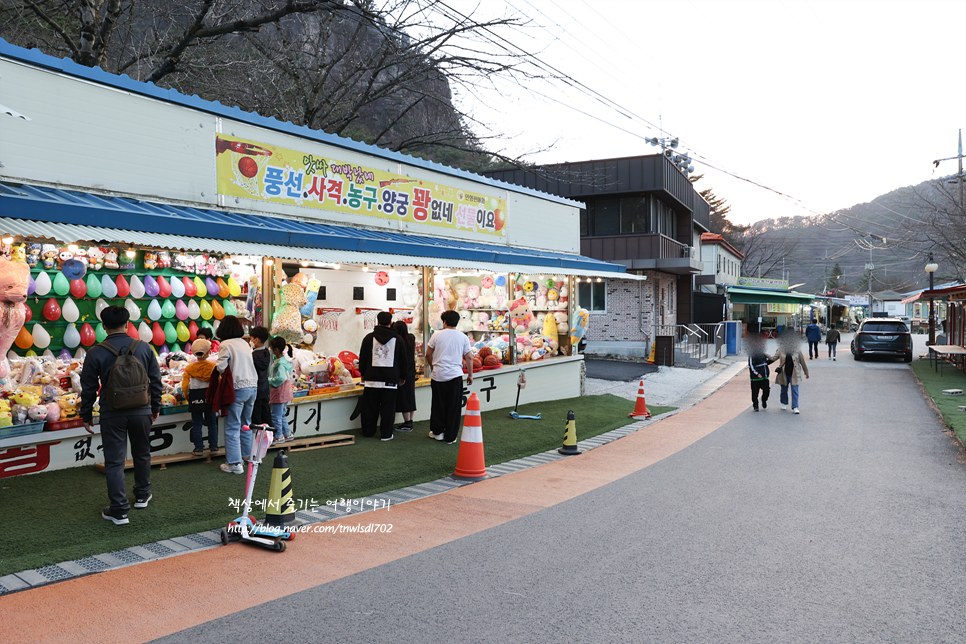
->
[620,197,649,233]
[594,198,621,235]
[578,280,606,312]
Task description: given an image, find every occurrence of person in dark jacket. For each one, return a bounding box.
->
[805,321,822,359]
[746,333,776,412]
[825,326,841,361]
[391,320,417,432]
[248,326,272,426]
[81,305,163,525]
[358,311,407,441]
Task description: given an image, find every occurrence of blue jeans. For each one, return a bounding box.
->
[271,403,292,439]
[225,386,256,464]
[828,343,837,357]
[780,384,800,409]
[190,410,218,450]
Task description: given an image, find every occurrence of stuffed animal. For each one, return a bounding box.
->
[570,308,590,346]
[12,404,28,425]
[542,313,558,338]
[547,287,560,309]
[457,309,473,332]
[119,249,135,270]
[194,254,208,275]
[0,258,29,382]
[453,281,469,310]
[160,393,177,406]
[10,390,40,407]
[41,244,58,269]
[535,286,549,309]
[73,247,88,268]
[508,297,534,334]
[494,284,508,310]
[270,283,308,343]
[26,243,42,268]
[143,251,158,270]
[465,284,480,309]
[172,253,190,272]
[477,283,494,308]
[57,247,73,269]
[87,247,105,271]
[206,255,219,276]
[46,401,61,421]
[428,300,443,330]
[216,254,232,276]
[59,392,80,419]
[527,314,543,334]
[27,404,47,421]
[554,311,569,328]
[103,247,119,270]
[157,251,171,269]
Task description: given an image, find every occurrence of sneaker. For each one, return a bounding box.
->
[762,401,767,409]
[781,404,787,410]
[220,462,244,474]
[192,448,205,457]
[209,446,221,455]
[102,506,129,525]
[134,493,152,509]
[444,438,458,444]
[429,431,444,441]
[396,422,413,433]
[381,435,394,442]
[792,408,801,414]
[833,358,836,361]
[753,406,759,412]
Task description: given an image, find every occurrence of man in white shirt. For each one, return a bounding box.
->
[425,309,474,444]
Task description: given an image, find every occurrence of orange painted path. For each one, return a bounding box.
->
[0,377,748,644]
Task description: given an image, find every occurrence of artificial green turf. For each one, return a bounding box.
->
[910,359,966,446]
[0,394,674,576]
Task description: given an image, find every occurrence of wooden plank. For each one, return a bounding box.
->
[95,434,354,472]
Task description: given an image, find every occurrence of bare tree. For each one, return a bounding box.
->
[737,225,797,279]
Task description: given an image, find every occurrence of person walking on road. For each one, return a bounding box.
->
[774,332,809,414]
[805,320,822,360]
[746,334,775,412]
[826,325,841,361]
[426,309,473,444]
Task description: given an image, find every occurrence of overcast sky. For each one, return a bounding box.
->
[448,0,966,226]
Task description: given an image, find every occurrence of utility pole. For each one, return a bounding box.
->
[933,129,965,208]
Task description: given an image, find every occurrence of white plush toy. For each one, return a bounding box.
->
[457,309,474,332]
[494,284,508,309]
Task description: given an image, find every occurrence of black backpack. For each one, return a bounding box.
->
[99,339,151,410]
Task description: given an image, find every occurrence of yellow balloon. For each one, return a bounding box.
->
[227,276,242,297]
[200,299,213,320]
[176,321,190,342]
[194,276,208,298]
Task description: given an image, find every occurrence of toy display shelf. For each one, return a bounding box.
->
[0,420,46,439]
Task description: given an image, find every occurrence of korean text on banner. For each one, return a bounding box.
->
[215,135,507,237]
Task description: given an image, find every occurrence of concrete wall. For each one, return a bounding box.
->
[583,271,678,343]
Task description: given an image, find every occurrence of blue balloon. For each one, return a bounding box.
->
[495,275,506,286]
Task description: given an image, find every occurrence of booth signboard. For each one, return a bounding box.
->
[847,295,870,306]
[737,276,788,290]
[215,135,508,237]
[765,303,800,314]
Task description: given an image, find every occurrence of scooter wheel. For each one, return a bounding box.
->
[220,528,229,546]
[273,539,286,552]
[284,528,295,541]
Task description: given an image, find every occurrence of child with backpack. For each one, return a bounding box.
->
[268,336,295,444]
[248,326,272,427]
[181,338,219,456]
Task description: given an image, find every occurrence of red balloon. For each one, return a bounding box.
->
[157,275,172,298]
[80,323,96,346]
[43,298,61,321]
[152,321,165,345]
[127,321,138,339]
[188,320,199,342]
[24,304,32,323]
[70,279,87,298]
[183,276,197,297]
[116,275,130,298]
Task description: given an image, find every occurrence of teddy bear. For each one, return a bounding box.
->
[535,286,548,309]
[457,309,473,332]
[477,283,494,308]
[428,301,443,330]
[494,284,508,310]
[554,311,568,328]
[453,281,470,310]
[465,284,480,309]
[475,311,490,331]
[103,247,119,270]
[270,283,308,343]
[508,297,534,334]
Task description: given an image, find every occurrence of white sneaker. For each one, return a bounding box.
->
[781,404,787,410]
[792,408,800,414]
[428,431,444,441]
[220,462,244,474]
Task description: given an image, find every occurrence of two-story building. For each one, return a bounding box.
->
[485,155,709,355]
[695,232,745,323]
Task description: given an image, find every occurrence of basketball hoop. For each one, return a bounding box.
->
[317,308,345,332]
[356,307,382,331]
[217,137,273,198]
[390,307,414,324]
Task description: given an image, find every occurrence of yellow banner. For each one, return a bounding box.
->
[215,135,507,237]
[765,303,800,314]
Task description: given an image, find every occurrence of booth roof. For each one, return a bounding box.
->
[727,286,816,305]
[0,182,628,277]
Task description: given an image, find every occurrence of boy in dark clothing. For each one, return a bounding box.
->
[358,311,407,441]
[249,326,272,427]
[80,305,163,525]
[749,349,775,412]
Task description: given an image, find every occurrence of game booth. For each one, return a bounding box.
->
[0,39,628,478]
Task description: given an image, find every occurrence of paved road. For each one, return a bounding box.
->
[151,345,966,643]
[585,358,658,381]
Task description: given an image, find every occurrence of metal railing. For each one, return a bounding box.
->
[652,322,733,362]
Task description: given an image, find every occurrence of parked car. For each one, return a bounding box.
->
[851,318,913,362]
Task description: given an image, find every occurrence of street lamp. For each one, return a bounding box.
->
[925,254,938,344]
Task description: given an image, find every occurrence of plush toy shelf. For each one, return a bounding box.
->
[0,420,46,439]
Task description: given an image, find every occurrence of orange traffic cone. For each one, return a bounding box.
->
[453,393,487,481]
[629,379,652,419]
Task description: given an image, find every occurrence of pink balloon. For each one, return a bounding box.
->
[175,299,189,320]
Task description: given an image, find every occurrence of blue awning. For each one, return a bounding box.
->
[0,182,627,275]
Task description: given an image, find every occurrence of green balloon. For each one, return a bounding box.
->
[170,342,181,353]
[200,320,214,332]
[223,299,237,316]
[53,271,70,296]
[163,321,178,344]
[161,299,176,319]
[95,322,107,342]
[86,274,102,298]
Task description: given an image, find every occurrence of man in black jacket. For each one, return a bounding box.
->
[358,311,407,441]
[81,305,163,525]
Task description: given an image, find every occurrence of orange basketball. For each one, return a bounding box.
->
[483,355,500,366]
[472,357,483,369]
[478,346,492,359]
[238,156,258,178]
